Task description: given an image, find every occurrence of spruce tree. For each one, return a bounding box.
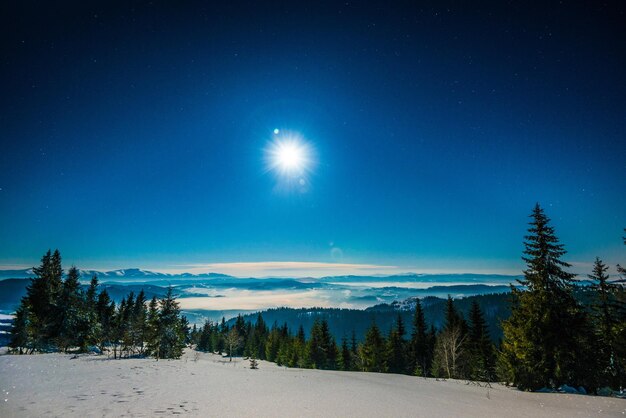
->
[386,315,407,374]
[7,252,60,353]
[292,324,306,367]
[410,299,430,376]
[306,319,326,368]
[590,257,624,389]
[56,266,83,352]
[339,335,352,371]
[145,296,161,358]
[360,322,386,372]
[501,204,591,390]
[26,250,63,349]
[131,290,148,354]
[157,287,186,359]
[9,304,32,354]
[95,289,115,352]
[467,301,496,381]
[197,320,213,352]
[320,319,338,369]
[265,327,281,362]
[82,275,101,349]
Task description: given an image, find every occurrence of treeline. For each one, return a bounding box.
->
[9,250,189,359]
[190,296,497,381]
[226,292,512,345]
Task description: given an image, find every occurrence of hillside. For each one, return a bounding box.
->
[227,292,511,342]
[1,349,623,417]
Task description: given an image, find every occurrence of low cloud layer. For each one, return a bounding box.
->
[170,261,400,278]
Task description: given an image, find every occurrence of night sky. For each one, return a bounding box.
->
[1,1,624,276]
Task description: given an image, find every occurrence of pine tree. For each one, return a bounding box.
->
[82,275,101,349]
[320,319,338,369]
[360,322,386,372]
[396,314,405,338]
[50,250,63,294]
[350,329,358,356]
[145,296,161,358]
[95,289,115,352]
[590,256,624,389]
[197,321,213,352]
[386,315,407,374]
[157,287,186,359]
[292,324,306,367]
[57,266,83,352]
[501,204,591,390]
[410,299,431,376]
[467,301,496,381]
[339,335,352,371]
[9,304,32,354]
[112,296,128,358]
[26,250,63,349]
[306,320,323,368]
[296,324,305,344]
[131,290,148,354]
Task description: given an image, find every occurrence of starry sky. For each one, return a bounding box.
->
[0,1,624,276]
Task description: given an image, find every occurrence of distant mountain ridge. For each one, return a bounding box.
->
[0,268,522,282]
[0,268,234,280]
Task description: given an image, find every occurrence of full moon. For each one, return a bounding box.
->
[275,142,304,171]
[265,132,312,176]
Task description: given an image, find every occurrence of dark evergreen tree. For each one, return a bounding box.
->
[156,287,186,359]
[197,321,214,352]
[410,298,431,376]
[82,275,101,349]
[25,250,63,349]
[145,296,161,358]
[467,301,496,381]
[396,314,405,338]
[589,257,624,389]
[291,324,306,367]
[9,304,32,354]
[360,322,386,372]
[339,335,352,371]
[95,289,115,352]
[265,324,281,362]
[306,319,324,368]
[501,204,592,390]
[350,330,358,355]
[320,319,338,369]
[180,316,191,345]
[130,290,148,354]
[386,315,407,374]
[57,266,83,352]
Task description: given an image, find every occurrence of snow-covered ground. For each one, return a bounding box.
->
[0,349,624,417]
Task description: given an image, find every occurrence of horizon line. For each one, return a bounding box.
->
[0,259,550,278]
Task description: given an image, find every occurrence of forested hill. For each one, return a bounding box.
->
[227,292,512,343]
